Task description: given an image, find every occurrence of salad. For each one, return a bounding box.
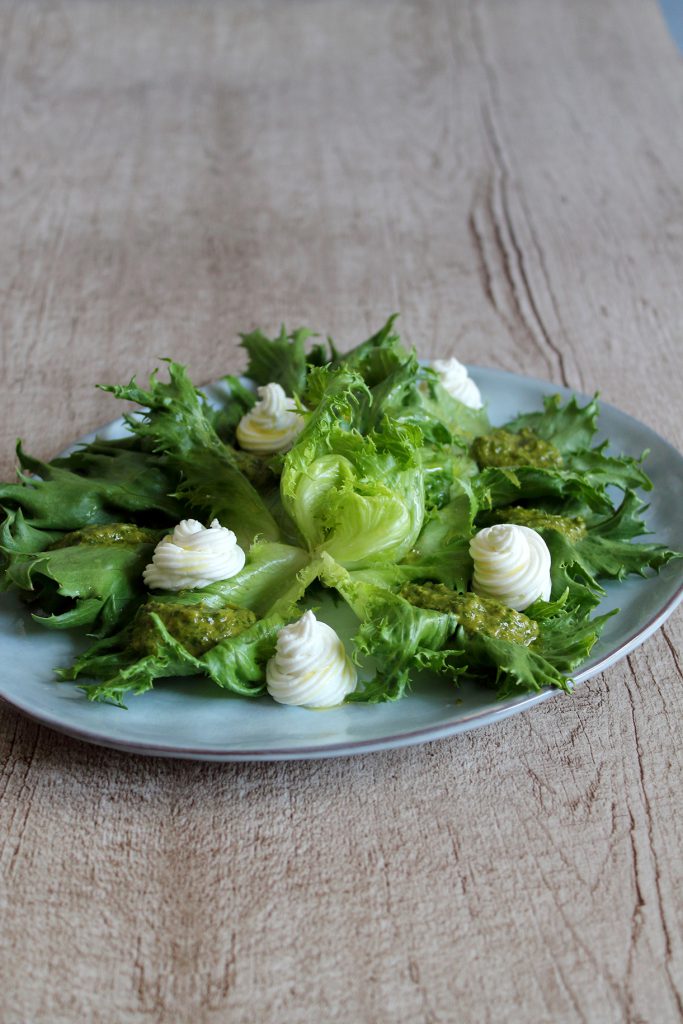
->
[0,317,678,709]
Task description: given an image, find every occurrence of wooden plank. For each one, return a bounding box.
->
[0,0,682,1020]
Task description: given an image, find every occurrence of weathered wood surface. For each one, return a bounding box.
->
[1,1,682,1021]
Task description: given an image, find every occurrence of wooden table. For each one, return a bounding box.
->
[1,1,682,1020]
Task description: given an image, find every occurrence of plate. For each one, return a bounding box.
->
[1,368,681,761]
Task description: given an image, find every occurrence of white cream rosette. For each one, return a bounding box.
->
[143,519,246,592]
[236,382,304,453]
[469,523,552,610]
[432,357,483,410]
[266,610,357,708]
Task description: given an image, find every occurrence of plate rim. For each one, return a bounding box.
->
[1,364,681,760]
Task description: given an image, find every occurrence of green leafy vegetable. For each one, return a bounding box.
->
[0,318,677,711]
[101,360,282,548]
[240,325,324,397]
[281,367,426,567]
[1,511,159,635]
[0,440,183,531]
[320,556,462,703]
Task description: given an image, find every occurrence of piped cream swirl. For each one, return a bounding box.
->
[469,524,551,610]
[236,382,304,453]
[266,610,358,708]
[143,519,246,591]
[433,357,483,409]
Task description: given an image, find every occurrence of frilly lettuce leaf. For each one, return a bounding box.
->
[101,360,281,547]
[59,541,313,704]
[324,557,610,703]
[476,394,652,512]
[353,483,476,592]
[564,445,651,494]
[208,375,256,446]
[476,464,618,515]
[0,510,158,635]
[544,495,678,585]
[333,314,408,386]
[319,556,462,702]
[281,367,425,567]
[578,492,680,578]
[505,393,600,453]
[182,541,312,617]
[69,613,284,708]
[0,440,183,531]
[397,580,613,701]
[357,354,488,511]
[405,366,490,444]
[486,492,679,583]
[239,325,330,397]
[362,353,488,441]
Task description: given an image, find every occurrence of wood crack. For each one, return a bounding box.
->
[2,726,41,879]
[467,0,570,387]
[624,656,683,1019]
[661,625,683,681]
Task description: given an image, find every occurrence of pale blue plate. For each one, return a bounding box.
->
[0,368,681,761]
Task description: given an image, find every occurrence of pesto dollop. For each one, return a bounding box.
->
[50,524,160,550]
[233,449,278,488]
[400,582,539,646]
[130,600,256,657]
[471,428,563,470]
[491,506,587,543]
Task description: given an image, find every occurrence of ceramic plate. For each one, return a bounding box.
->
[1,368,681,761]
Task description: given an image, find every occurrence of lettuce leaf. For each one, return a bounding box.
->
[319,557,462,702]
[281,367,425,567]
[333,315,408,386]
[505,393,600,452]
[70,613,284,707]
[579,493,680,578]
[357,355,487,513]
[476,464,618,515]
[0,514,158,635]
[58,541,312,702]
[397,580,613,701]
[486,492,680,584]
[208,375,256,445]
[239,325,323,396]
[0,440,183,531]
[101,360,281,547]
[544,494,679,583]
[473,394,652,516]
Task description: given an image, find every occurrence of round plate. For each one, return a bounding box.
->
[1,368,681,761]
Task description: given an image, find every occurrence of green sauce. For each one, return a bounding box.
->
[233,449,277,487]
[471,428,563,470]
[50,524,160,549]
[130,600,256,658]
[400,582,539,646]
[492,506,587,543]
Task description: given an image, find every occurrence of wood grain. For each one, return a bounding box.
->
[1,0,682,1021]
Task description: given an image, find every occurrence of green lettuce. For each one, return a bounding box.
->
[239,325,332,396]
[101,360,282,548]
[485,492,679,584]
[281,367,426,567]
[0,317,676,712]
[333,315,408,386]
[397,580,613,701]
[319,556,462,702]
[0,439,183,531]
[61,541,312,705]
[70,614,285,708]
[0,509,158,635]
[475,394,652,514]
